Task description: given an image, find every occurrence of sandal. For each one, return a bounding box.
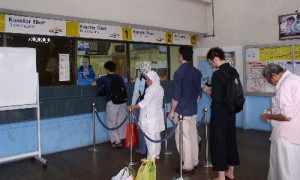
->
[135,149,146,154]
[225,175,235,180]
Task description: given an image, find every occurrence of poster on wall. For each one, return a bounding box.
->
[225,51,236,67]
[59,54,70,81]
[196,52,235,87]
[279,13,300,40]
[197,56,214,87]
[294,45,300,76]
[244,45,300,94]
[294,60,300,75]
[246,61,270,93]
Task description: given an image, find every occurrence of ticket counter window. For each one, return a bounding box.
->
[76,40,127,85]
[6,34,74,86]
[129,43,168,83]
[169,46,181,80]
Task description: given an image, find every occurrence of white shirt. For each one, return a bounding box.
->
[270,71,300,145]
[138,83,165,134]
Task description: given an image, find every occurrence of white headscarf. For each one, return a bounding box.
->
[140,61,151,75]
[146,70,160,85]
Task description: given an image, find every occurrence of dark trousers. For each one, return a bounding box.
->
[209,111,240,171]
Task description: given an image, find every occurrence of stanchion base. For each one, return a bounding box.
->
[128,161,139,166]
[88,147,100,152]
[124,161,138,166]
[172,175,190,180]
[163,151,173,155]
[200,161,213,168]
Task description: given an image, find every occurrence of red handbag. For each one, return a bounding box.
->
[125,123,139,148]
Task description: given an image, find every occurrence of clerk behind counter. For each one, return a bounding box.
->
[77,56,95,85]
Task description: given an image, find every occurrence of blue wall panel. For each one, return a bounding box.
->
[245,96,272,131]
[1,96,274,158]
[0,121,38,158]
[0,112,114,158]
[40,112,111,154]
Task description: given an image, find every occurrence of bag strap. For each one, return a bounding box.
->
[142,80,147,95]
[136,80,147,105]
[139,81,147,98]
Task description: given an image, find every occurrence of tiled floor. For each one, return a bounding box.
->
[0,129,270,180]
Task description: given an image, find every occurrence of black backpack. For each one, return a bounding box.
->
[107,74,127,104]
[220,69,245,114]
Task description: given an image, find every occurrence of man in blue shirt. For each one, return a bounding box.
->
[168,45,202,174]
[91,61,127,148]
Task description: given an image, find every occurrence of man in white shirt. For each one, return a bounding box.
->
[261,63,300,180]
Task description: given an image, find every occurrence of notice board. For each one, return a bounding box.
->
[245,44,300,95]
[0,47,37,108]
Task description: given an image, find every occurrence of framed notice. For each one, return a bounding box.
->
[244,44,300,95]
[59,54,70,81]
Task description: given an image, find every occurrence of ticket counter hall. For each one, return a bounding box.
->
[0,0,300,179]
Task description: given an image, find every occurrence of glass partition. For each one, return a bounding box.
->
[6,34,74,86]
[169,46,181,80]
[129,43,168,82]
[5,34,185,86]
[76,40,127,85]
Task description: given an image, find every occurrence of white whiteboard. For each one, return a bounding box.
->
[0,47,37,107]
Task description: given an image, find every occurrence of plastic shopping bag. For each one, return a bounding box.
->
[136,159,156,180]
[111,167,133,180]
[125,123,139,148]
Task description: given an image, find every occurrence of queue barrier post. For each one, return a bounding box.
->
[200,108,213,168]
[88,103,100,152]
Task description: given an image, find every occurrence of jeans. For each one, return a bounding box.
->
[135,109,147,154]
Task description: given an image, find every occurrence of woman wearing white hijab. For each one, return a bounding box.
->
[131,61,152,154]
[128,70,165,161]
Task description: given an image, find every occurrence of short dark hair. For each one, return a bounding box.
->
[179,45,193,62]
[287,16,295,22]
[83,56,90,63]
[262,63,284,78]
[104,61,116,72]
[206,47,225,61]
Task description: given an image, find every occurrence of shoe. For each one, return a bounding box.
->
[135,149,146,155]
[112,142,123,148]
[193,163,199,169]
[141,158,148,163]
[175,167,194,174]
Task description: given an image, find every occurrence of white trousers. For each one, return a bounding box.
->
[175,113,199,170]
[145,132,161,159]
[268,137,300,180]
